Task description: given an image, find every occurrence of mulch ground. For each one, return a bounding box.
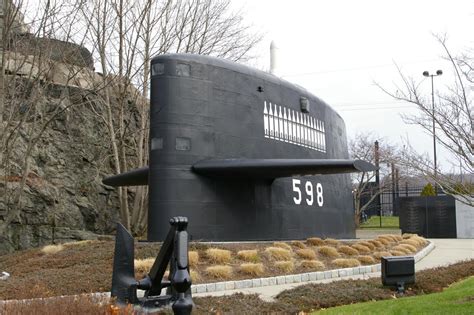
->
[1,260,472,314]
[0,235,421,300]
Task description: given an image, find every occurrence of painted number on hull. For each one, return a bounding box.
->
[292,179,323,207]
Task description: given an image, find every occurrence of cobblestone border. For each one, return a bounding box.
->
[191,241,435,294]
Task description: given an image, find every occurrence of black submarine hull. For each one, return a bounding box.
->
[145,54,356,241]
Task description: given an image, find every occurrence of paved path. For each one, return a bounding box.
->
[194,238,473,301]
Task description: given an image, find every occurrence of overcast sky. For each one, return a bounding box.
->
[234,0,473,172]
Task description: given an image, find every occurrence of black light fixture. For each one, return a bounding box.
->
[381,256,415,294]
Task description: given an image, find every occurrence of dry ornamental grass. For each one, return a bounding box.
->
[239,263,265,276]
[134,258,155,273]
[188,251,199,267]
[357,241,375,250]
[205,265,233,279]
[318,246,341,258]
[306,237,325,246]
[300,260,325,270]
[273,242,292,251]
[391,245,412,254]
[357,255,376,265]
[351,244,371,254]
[205,248,232,264]
[397,244,417,253]
[376,237,391,246]
[367,240,384,249]
[190,269,202,282]
[373,251,392,260]
[295,248,317,260]
[337,245,359,256]
[264,247,292,261]
[237,250,260,263]
[291,241,307,249]
[390,250,406,256]
[41,245,64,255]
[274,261,294,272]
[324,238,340,246]
[332,258,360,268]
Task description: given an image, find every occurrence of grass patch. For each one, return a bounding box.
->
[188,251,199,267]
[134,258,154,273]
[300,260,325,271]
[236,250,259,263]
[332,258,360,268]
[351,244,371,254]
[264,247,292,261]
[296,248,317,260]
[41,245,64,255]
[337,246,359,256]
[205,265,233,280]
[373,251,392,260]
[291,241,307,249]
[315,276,474,314]
[318,246,340,258]
[324,238,340,246]
[205,248,232,264]
[306,237,325,246]
[357,255,376,265]
[239,263,265,276]
[273,242,292,251]
[360,216,399,228]
[274,261,294,272]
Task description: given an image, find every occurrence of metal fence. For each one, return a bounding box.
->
[359,183,447,228]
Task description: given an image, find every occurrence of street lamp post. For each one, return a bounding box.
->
[422,70,443,195]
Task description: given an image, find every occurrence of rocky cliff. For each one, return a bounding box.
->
[0,37,142,254]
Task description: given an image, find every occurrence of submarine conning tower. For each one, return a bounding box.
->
[145,53,357,241]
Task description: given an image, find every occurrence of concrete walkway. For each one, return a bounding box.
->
[194,239,473,301]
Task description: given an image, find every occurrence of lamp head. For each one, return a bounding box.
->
[423,71,430,77]
[436,70,443,75]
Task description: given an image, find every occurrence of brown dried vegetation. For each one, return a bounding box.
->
[337,245,359,256]
[295,248,317,260]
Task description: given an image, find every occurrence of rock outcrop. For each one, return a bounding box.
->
[0,38,143,254]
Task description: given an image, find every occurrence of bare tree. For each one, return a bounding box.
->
[79,0,261,234]
[377,35,473,206]
[0,0,102,239]
[349,133,400,226]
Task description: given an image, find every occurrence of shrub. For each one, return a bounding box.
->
[358,255,376,265]
[274,261,294,272]
[237,249,260,263]
[332,258,360,268]
[402,233,416,239]
[393,235,403,242]
[41,244,64,255]
[337,245,359,256]
[391,245,412,254]
[205,248,232,264]
[291,241,307,249]
[306,237,325,246]
[134,258,155,273]
[273,242,292,251]
[190,269,201,282]
[239,263,265,276]
[357,241,375,250]
[324,238,340,246]
[295,248,317,260]
[351,244,371,254]
[376,237,391,246]
[420,183,436,196]
[188,251,199,267]
[265,247,292,261]
[400,239,419,248]
[367,240,384,249]
[373,251,392,260]
[318,246,340,258]
[390,250,406,256]
[397,244,417,253]
[300,260,325,270]
[205,265,233,279]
